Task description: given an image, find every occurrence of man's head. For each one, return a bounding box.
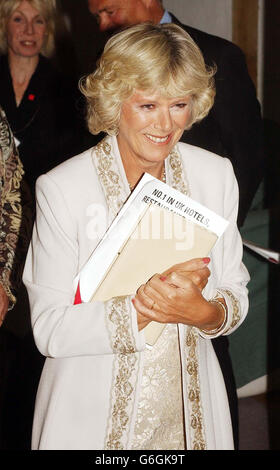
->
[88,0,164,32]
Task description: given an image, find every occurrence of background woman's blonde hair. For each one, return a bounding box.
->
[0,0,57,57]
[80,22,216,136]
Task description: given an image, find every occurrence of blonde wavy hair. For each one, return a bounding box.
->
[0,0,57,57]
[80,22,216,136]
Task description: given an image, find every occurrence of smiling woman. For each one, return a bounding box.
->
[23,23,249,450]
[0,0,55,106]
[6,4,47,59]
[116,91,192,188]
[0,0,55,59]
[0,0,81,193]
[80,21,215,136]
[80,22,215,187]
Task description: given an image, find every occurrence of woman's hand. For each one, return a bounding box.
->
[136,310,152,331]
[161,257,211,291]
[133,258,224,332]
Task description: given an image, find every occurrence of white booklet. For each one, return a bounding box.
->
[243,239,280,264]
[74,173,229,346]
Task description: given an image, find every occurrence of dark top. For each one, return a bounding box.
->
[0,54,89,195]
[170,14,265,227]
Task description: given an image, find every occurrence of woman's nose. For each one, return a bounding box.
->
[154,109,173,132]
[25,20,35,35]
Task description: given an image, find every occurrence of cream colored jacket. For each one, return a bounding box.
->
[23,135,249,450]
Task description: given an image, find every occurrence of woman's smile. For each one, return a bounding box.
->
[144,133,172,144]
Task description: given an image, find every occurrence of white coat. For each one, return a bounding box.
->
[23,135,249,450]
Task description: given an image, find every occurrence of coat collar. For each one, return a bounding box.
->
[92,134,190,221]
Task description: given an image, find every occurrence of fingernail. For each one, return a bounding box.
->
[131,298,135,304]
[160,276,167,281]
[203,257,210,264]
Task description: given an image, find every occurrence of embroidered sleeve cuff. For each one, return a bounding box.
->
[105,295,146,354]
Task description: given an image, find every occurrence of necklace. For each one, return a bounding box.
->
[128,166,166,191]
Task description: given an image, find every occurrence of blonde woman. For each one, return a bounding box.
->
[24,23,249,450]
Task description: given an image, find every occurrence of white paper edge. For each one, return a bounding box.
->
[243,239,280,263]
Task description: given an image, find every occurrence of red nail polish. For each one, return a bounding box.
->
[160,276,167,281]
[131,298,135,304]
[203,257,210,264]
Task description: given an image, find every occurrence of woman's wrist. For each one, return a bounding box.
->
[200,297,228,335]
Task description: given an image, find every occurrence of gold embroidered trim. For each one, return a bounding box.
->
[93,137,124,217]
[106,296,136,355]
[168,146,190,196]
[104,296,139,450]
[0,107,24,308]
[222,289,241,330]
[186,328,206,450]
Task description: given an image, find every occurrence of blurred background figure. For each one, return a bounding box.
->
[0,106,24,449]
[0,106,23,327]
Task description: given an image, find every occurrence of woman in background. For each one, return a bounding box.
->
[0,0,82,196]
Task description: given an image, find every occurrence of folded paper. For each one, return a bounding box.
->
[74,173,229,346]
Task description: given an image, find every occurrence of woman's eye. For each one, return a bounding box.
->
[35,17,45,25]
[175,103,187,109]
[12,16,23,23]
[141,104,154,110]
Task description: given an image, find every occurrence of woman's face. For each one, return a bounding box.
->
[117,89,191,169]
[6,0,47,58]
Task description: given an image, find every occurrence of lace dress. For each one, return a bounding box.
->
[131,324,185,450]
